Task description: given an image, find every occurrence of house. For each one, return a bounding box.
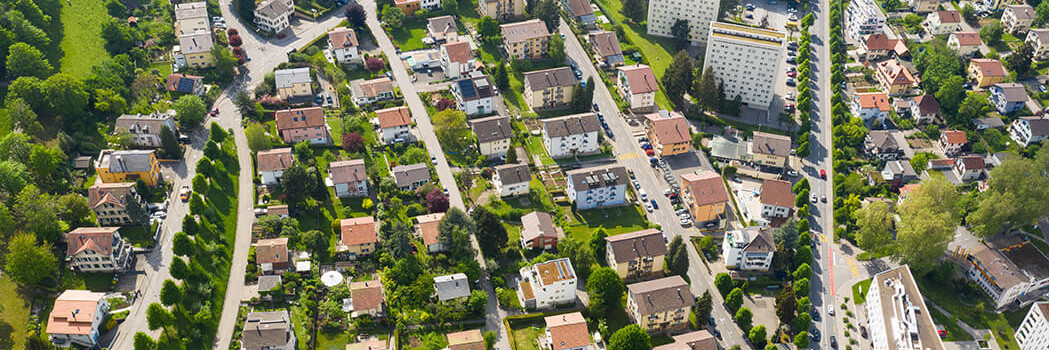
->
[947,31,983,57]
[524,67,576,109]
[626,276,694,333]
[392,163,431,191]
[89,182,146,226]
[114,113,178,149]
[428,16,459,44]
[850,92,891,124]
[65,227,133,273]
[275,107,330,145]
[874,59,918,95]
[268,205,290,218]
[440,41,477,79]
[434,273,471,302]
[478,0,525,21]
[242,310,296,350]
[254,0,294,33]
[939,130,967,156]
[47,290,109,349]
[275,68,313,101]
[375,106,413,144]
[347,280,385,317]
[415,212,445,252]
[520,211,563,250]
[327,27,361,64]
[644,110,691,157]
[338,217,377,259]
[589,31,624,67]
[909,95,940,124]
[172,32,214,69]
[605,229,668,280]
[1016,301,1049,350]
[256,237,291,275]
[166,73,205,95]
[722,226,776,270]
[864,130,903,161]
[173,2,209,36]
[864,266,945,350]
[953,155,986,182]
[501,19,550,60]
[1028,29,1049,60]
[540,312,591,350]
[861,33,908,61]
[447,330,484,350]
[750,131,792,168]
[974,117,1006,130]
[451,73,497,116]
[881,160,918,188]
[617,64,659,112]
[680,170,729,224]
[959,237,1049,310]
[517,258,577,309]
[565,164,629,210]
[329,159,368,197]
[968,59,1007,87]
[1010,116,1049,147]
[405,50,442,70]
[988,83,1028,115]
[394,0,421,16]
[347,340,388,350]
[562,0,596,26]
[651,331,717,350]
[760,179,794,218]
[257,148,294,186]
[350,77,396,106]
[928,158,955,170]
[541,113,601,158]
[1003,4,1036,33]
[95,150,163,186]
[493,163,531,197]
[905,0,938,13]
[922,10,963,36]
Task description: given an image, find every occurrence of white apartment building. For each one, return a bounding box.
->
[759,179,794,218]
[493,163,531,197]
[566,165,629,210]
[721,227,775,271]
[703,22,785,111]
[541,113,602,158]
[1010,116,1049,148]
[961,240,1049,310]
[846,0,886,42]
[923,10,963,36]
[517,258,577,309]
[173,2,209,36]
[113,112,178,149]
[1026,29,1049,60]
[328,27,361,64]
[254,0,294,33]
[865,265,945,350]
[1017,302,1049,350]
[646,0,719,44]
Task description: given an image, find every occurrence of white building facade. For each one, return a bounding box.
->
[846,0,886,42]
[541,113,602,158]
[721,227,775,271]
[703,22,785,111]
[646,0,720,45]
[566,165,628,210]
[1017,302,1049,350]
[517,258,577,309]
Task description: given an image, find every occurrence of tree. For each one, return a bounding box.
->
[478,16,500,42]
[662,51,693,106]
[346,3,367,27]
[1038,0,1049,27]
[228,34,243,47]
[439,207,476,244]
[467,289,488,313]
[533,0,560,32]
[342,131,365,153]
[100,18,137,54]
[174,95,207,127]
[146,303,173,331]
[160,280,182,307]
[734,307,753,330]
[300,229,329,256]
[235,91,260,121]
[695,290,713,327]
[4,233,57,285]
[934,76,965,115]
[773,218,799,250]
[608,325,650,350]
[493,62,510,89]
[281,164,315,204]
[442,0,459,15]
[894,178,959,273]
[160,125,181,159]
[433,109,473,151]
[473,206,508,256]
[213,46,239,81]
[968,149,1049,237]
[620,0,647,22]
[381,6,405,28]
[794,312,812,331]
[245,123,271,152]
[366,57,385,73]
[915,42,963,96]
[173,232,194,256]
[793,331,810,348]
[775,287,797,325]
[725,287,743,311]
[590,229,608,264]
[793,278,810,296]
[57,193,91,226]
[1006,41,1034,78]
[4,98,43,137]
[549,35,565,63]
[6,42,51,78]
[670,19,691,50]
[134,332,156,350]
[748,325,767,347]
[12,185,62,242]
[855,200,894,252]
[43,73,89,119]
[795,245,812,268]
[715,273,733,296]
[694,66,719,111]
[670,244,689,278]
[587,267,626,317]
[426,189,450,213]
[106,0,128,17]
[979,20,1004,44]
[793,263,811,281]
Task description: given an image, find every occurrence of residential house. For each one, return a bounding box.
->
[518,258,577,309]
[478,0,525,21]
[114,113,178,149]
[329,159,368,197]
[864,266,945,350]
[680,170,729,224]
[375,106,414,144]
[89,182,146,226]
[953,155,986,182]
[173,2,209,36]
[541,113,601,158]
[414,212,445,252]
[760,179,794,218]
[440,41,477,79]
[47,290,109,349]
[882,160,918,188]
[493,163,531,197]
[327,27,361,64]
[447,330,484,350]
[989,83,1028,115]
[339,217,377,259]
[523,67,576,109]
[350,77,396,106]
[434,273,471,302]
[501,19,550,60]
[1003,4,1036,33]
[626,276,694,333]
[605,229,668,280]
[651,331,717,350]
[939,130,968,156]
[257,148,295,186]
[565,164,629,210]
[394,0,421,16]
[909,95,940,124]
[254,0,294,33]
[864,130,903,161]
[540,312,591,350]
[722,226,776,270]
[562,0,596,26]
[906,0,938,13]
[850,92,891,124]
[874,59,918,95]
[1016,302,1049,350]
[451,73,497,116]
[275,107,330,145]
[617,64,659,111]
[348,280,385,317]
[275,68,313,101]
[166,73,205,95]
[1028,29,1049,60]
[861,33,908,61]
[750,131,791,168]
[347,340,388,350]
[922,10,963,36]
[846,0,886,42]
[520,211,563,250]
[95,150,163,186]
[947,31,983,57]
[1010,116,1049,147]
[968,59,1007,87]
[65,227,133,273]
[405,49,442,70]
[256,237,291,275]
[644,110,691,157]
[974,117,1006,130]
[589,31,625,67]
[242,310,296,350]
[428,16,459,44]
[173,32,214,69]
[392,163,431,191]
[959,237,1049,310]
[928,158,955,171]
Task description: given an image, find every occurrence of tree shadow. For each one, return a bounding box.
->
[0,320,15,350]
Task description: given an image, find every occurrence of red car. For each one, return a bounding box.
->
[820,169,827,179]
[787,71,797,77]
[645,148,656,156]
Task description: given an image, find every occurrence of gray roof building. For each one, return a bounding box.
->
[434,273,471,301]
[541,113,601,138]
[627,276,694,315]
[469,115,511,143]
[242,310,296,350]
[274,68,312,89]
[524,67,576,92]
[392,163,430,188]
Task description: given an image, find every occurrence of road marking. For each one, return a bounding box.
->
[845,256,862,279]
[827,245,835,297]
[619,152,639,160]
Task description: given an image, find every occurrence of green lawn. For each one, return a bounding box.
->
[509,321,545,350]
[566,205,650,243]
[120,224,158,248]
[388,20,429,52]
[851,278,871,305]
[150,61,174,77]
[0,277,30,350]
[592,0,675,109]
[915,273,1028,350]
[926,306,975,342]
[524,136,556,166]
[1024,234,1049,257]
[59,0,110,77]
[60,272,117,292]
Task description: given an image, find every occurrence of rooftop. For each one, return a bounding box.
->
[760,179,795,208]
[868,265,945,350]
[605,229,668,263]
[628,275,694,315]
[500,19,550,43]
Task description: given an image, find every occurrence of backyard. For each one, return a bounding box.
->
[565,205,650,243]
[388,20,429,52]
[0,277,30,350]
[59,0,110,77]
[591,0,675,109]
[509,319,545,350]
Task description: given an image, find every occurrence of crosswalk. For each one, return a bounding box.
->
[618,152,639,160]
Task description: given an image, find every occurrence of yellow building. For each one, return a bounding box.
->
[523,67,576,109]
[680,170,729,224]
[500,19,550,60]
[750,131,791,168]
[339,217,377,259]
[394,0,421,16]
[275,68,313,102]
[605,229,668,280]
[626,276,694,333]
[174,32,215,69]
[644,110,692,157]
[479,0,524,21]
[968,58,1007,87]
[95,150,163,186]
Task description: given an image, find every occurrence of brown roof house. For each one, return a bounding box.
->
[680,170,729,224]
[561,0,596,25]
[427,15,460,44]
[166,73,205,95]
[241,310,296,350]
[65,227,134,273]
[874,59,918,95]
[948,31,983,57]
[447,329,485,350]
[329,159,368,198]
[953,155,986,182]
[493,163,531,197]
[968,59,1007,87]
[861,33,908,61]
[520,211,564,250]
[327,27,361,64]
[605,229,668,280]
[414,213,446,252]
[524,67,576,109]
[864,130,904,161]
[750,131,792,168]
[541,113,602,159]
[501,19,550,60]
[346,280,385,318]
[922,10,963,36]
[440,41,478,79]
[256,237,291,275]
[257,148,295,186]
[339,216,378,259]
[47,290,110,349]
[350,77,396,106]
[540,312,592,350]
[565,164,629,210]
[618,64,659,111]
[392,163,431,191]
[957,237,1049,310]
[88,182,147,226]
[909,95,940,124]
[760,179,795,219]
[374,106,414,144]
[652,331,717,350]
[645,110,691,156]
[1009,116,1049,147]
[275,107,330,145]
[721,226,776,271]
[626,276,694,333]
[588,31,625,67]
[939,130,968,156]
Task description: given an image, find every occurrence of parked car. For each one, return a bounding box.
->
[820,169,827,179]
[592,102,600,111]
[644,202,653,212]
[179,186,192,202]
[639,190,648,201]
[786,170,798,177]
[650,199,659,210]
[680,219,692,226]
[811,194,818,203]
[209,108,218,116]
[811,328,821,341]
[431,156,438,165]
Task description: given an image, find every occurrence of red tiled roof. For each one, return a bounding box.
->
[941,130,967,144]
[66,227,120,257]
[274,107,325,131]
[854,92,891,111]
[618,64,659,94]
[951,31,982,46]
[341,216,377,246]
[328,27,359,48]
[375,106,412,128]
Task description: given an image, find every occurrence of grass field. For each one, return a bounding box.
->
[566,205,650,243]
[510,321,545,350]
[388,20,429,52]
[926,306,974,342]
[592,0,675,109]
[59,0,110,77]
[0,277,29,350]
[850,278,871,305]
[916,273,1028,350]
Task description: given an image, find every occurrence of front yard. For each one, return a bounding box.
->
[591,0,675,109]
[566,205,651,243]
[388,20,430,52]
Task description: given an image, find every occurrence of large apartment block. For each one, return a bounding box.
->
[565,164,629,210]
[846,0,886,42]
[605,229,668,280]
[646,0,719,44]
[541,113,601,158]
[517,258,577,309]
[1017,302,1049,350]
[626,276,694,333]
[865,265,945,350]
[703,22,785,110]
[958,237,1049,310]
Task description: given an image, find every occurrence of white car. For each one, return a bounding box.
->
[786,92,794,100]
[639,190,648,201]
[811,194,818,203]
[787,170,798,177]
[151,211,167,219]
[680,219,692,226]
[644,202,654,212]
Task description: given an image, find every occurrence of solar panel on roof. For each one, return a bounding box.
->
[177,78,194,93]
[458,80,477,98]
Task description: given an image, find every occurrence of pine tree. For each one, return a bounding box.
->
[694,66,719,112]
[661,51,694,107]
[160,125,181,159]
